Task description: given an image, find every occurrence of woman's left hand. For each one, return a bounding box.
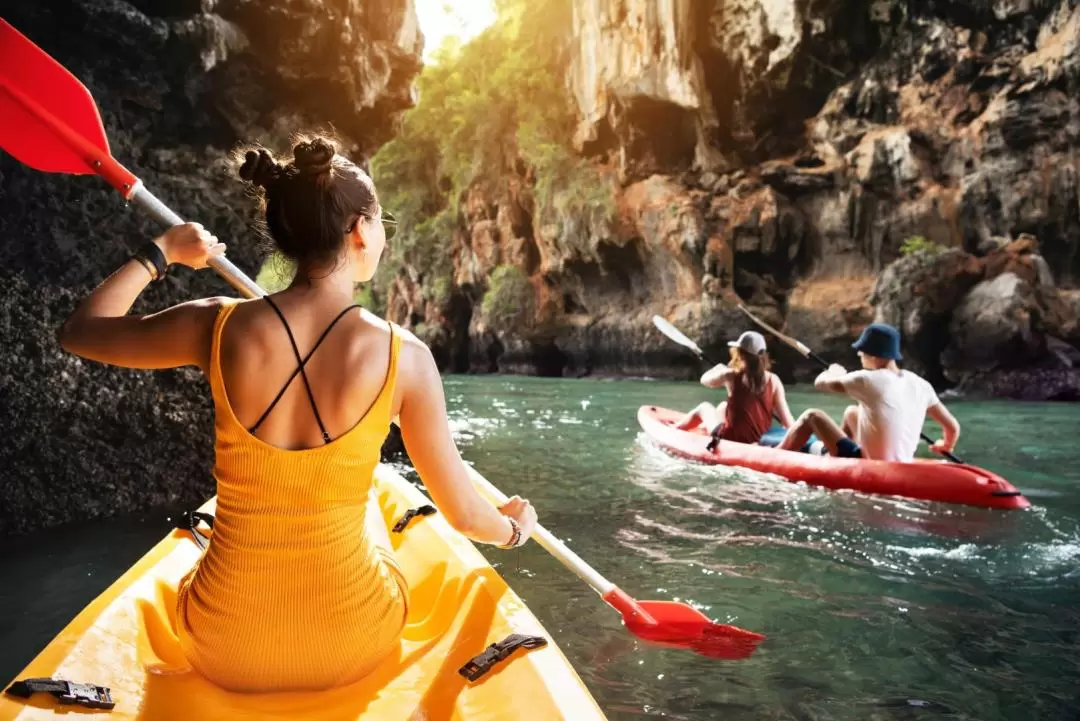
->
[153,222,226,269]
[499,495,537,545]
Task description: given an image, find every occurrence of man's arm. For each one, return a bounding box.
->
[813,364,852,394]
[926,402,960,453]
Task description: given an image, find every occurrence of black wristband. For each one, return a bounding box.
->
[136,241,168,281]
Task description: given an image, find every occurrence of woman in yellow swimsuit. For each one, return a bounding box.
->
[57,136,538,692]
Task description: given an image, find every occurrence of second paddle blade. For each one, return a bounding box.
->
[629,600,765,660]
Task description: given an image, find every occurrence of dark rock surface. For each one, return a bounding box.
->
[0,0,421,535]
[872,236,1080,397]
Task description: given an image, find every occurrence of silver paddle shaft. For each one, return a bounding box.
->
[129,183,265,299]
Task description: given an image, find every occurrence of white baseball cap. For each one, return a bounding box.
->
[728,330,767,355]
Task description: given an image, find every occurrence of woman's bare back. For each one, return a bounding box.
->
[218,294,398,451]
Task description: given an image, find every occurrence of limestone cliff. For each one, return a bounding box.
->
[389,0,1080,394]
[0,0,422,534]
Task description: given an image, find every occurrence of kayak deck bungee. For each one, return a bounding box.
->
[0,465,607,720]
[638,406,1030,510]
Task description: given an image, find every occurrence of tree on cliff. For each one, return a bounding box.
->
[370,0,586,310]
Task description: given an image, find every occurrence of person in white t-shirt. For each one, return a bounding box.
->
[777,323,960,462]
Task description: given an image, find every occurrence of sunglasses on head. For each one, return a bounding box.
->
[346,210,397,240]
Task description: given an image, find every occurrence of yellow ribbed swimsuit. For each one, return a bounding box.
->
[176,299,408,692]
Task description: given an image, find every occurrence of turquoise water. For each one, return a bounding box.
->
[443,377,1080,720]
[2,375,1080,719]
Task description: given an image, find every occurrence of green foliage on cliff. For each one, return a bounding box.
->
[254,252,381,312]
[481,265,535,330]
[370,0,582,308]
[255,252,293,294]
[900,235,947,256]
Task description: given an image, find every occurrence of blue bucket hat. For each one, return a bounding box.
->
[852,323,902,361]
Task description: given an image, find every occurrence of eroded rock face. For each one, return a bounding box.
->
[945,272,1042,373]
[0,0,421,535]
[570,0,884,177]
[872,237,1080,396]
[392,163,820,379]
[808,0,1080,284]
[424,0,1079,387]
[569,0,709,178]
[871,248,985,383]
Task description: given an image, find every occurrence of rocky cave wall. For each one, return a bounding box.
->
[389,0,1080,395]
[0,0,422,534]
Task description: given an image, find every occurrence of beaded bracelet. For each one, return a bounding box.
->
[498,517,522,549]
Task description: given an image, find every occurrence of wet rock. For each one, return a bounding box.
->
[872,236,1080,393]
[952,367,1080,401]
[943,272,1043,374]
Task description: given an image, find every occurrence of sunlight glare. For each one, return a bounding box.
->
[416,0,497,61]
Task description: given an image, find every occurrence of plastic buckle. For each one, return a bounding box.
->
[174,510,214,530]
[458,634,548,682]
[5,678,116,711]
[392,504,437,533]
[174,510,214,550]
[56,682,115,710]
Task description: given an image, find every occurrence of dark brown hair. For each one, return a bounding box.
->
[237,135,378,267]
[728,346,771,395]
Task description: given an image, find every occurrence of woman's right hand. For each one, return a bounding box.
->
[154,222,226,269]
[499,495,538,545]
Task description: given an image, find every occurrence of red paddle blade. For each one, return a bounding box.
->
[0,19,135,192]
[632,600,765,660]
[603,588,765,660]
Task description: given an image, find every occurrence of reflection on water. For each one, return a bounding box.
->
[456,377,1080,721]
[2,375,1079,720]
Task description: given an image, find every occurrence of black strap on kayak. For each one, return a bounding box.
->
[174,510,215,551]
[458,633,548,682]
[5,677,115,710]
[392,504,437,533]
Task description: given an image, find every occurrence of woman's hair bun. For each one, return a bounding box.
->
[239,148,283,189]
[293,137,336,177]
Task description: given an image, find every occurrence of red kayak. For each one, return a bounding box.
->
[638,406,1030,510]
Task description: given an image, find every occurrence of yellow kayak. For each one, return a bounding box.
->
[0,465,606,720]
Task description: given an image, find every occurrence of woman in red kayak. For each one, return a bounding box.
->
[674,330,795,444]
[56,136,538,692]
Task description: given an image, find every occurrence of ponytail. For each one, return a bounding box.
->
[728,347,771,395]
